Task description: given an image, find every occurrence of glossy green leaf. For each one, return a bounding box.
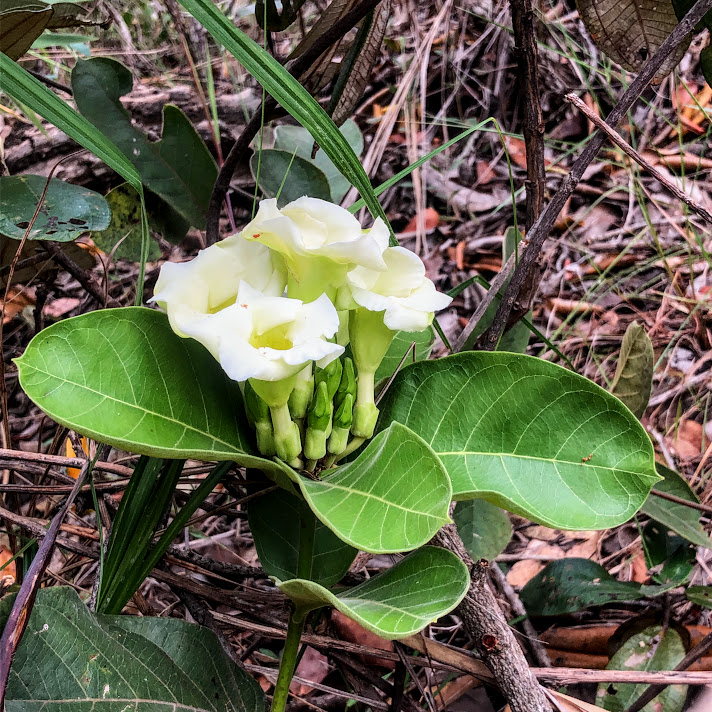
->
[248,487,357,587]
[520,558,673,616]
[453,499,512,561]
[686,585,712,608]
[610,321,654,418]
[297,423,451,553]
[15,307,292,485]
[641,520,695,585]
[175,0,393,241]
[278,546,469,639]
[251,149,332,206]
[375,327,434,383]
[0,175,110,242]
[641,464,711,549]
[377,352,659,530]
[596,625,686,712]
[71,57,218,228]
[1,586,266,712]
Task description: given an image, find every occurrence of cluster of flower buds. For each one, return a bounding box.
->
[152,197,452,470]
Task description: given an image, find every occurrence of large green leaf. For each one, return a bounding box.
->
[278,546,469,639]
[175,0,393,241]
[377,352,659,530]
[297,423,451,553]
[248,487,357,587]
[596,624,686,712]
[641,464,711,549]
[71,57,218,229]
[1,586,266,712]
[520,559,673,616]
[15,307,291,484]
[453,499,512,561]
[0,175,110,242]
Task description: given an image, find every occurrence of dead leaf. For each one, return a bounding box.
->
[65,436,89,479]
[506,559,546,587]
[667,420,703,457]
[43,297,81,319]
[400,207,440,235]
[505,136,528,170]
[331,610,396,669]
[576,0,688,80]
[291,646,329,695]
[2,285,35,324]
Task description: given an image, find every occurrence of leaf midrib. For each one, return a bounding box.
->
[436,449,652,477]
[20,362,241,452]
[11,698,217,711]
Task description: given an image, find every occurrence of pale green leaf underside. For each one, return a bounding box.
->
[298,423,452,553]
[1,586,265,712]
[278,546,469,639]
[16,307,291,485]
[377,352,659,531]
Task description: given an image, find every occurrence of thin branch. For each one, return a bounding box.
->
[473,0,712,352]
[566,93,712,226]
[0,459,92,703]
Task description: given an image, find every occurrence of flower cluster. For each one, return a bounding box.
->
[153,197,451,468]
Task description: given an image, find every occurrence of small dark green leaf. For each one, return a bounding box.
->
[248,487,357,587]
[641,520,695,585]
[596,625,686,712]
[453,499,512,561]
[0,586,266,712]
[298,423,451,553]
[16,307,292,487]
[255,0,307,31]
[520,558,673,616]
[71,57,218,228]
[610,321,654,418]
[641,464,711,549]
[279,546,470,639]
[251,149,332,206]
[0,175,110,241]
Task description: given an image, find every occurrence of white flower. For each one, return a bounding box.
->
[155,278,343,383]
[345,247,452,332]
[152,232,287,340]
[240,197,390,301]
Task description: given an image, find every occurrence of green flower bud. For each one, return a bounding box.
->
[335,357,356,408]
[307,381,331,432]
[315,358,342,401]
[328,393,353,455]
[289,365,314,419]
[244,380,270,426]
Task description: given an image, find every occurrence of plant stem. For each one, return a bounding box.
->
[270,608,307,712]
[270,511,315,712]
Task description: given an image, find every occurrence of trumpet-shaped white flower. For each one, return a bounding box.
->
[344,247,452,332]
[155,278,343,383]
[152,232,287,339]
[241,197,390,301]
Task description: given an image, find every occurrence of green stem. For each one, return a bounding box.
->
[270,512,315,712]
[270,608,306,712]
